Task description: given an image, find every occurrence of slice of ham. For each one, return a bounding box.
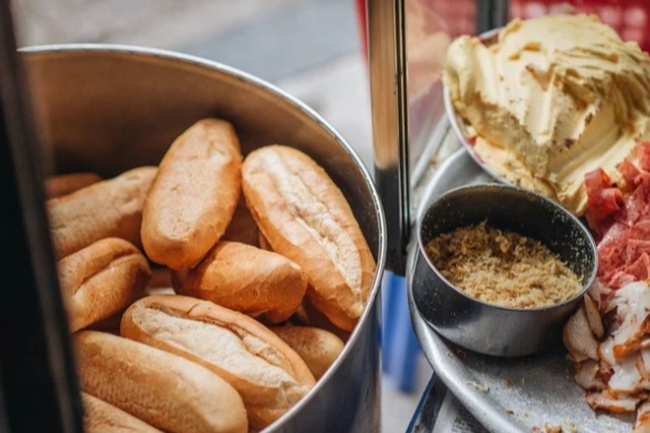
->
[620,158,642,189]
[638,142,650,172]
[619,173,650,227]
[585,168,623,237]
[598,222,630,281]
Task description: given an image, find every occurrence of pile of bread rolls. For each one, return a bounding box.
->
[47,118,376,433]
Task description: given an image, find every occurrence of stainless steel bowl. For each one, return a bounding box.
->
[411,184,597,357]
[23,44,387,432]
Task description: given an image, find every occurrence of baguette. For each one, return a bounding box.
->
[76,331,247,433]
[48,166,156,259]
[270,326,344,380]
[58,238,150,332]
[242,145,375,331]
[81,392,162,433]
[173,241,307,323]
[141,118,242,269]
[45,172,102,198]
[121,295,315,430]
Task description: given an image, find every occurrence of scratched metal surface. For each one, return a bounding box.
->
[408,149,634,433]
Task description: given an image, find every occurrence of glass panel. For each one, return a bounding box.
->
[406,0,477,177]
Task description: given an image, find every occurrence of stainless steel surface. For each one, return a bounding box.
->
[412,182,597,357]
[0,5,82,432]
[476,0,511,33]
[408,149,633,433]
[368,0,410,274]
[23,44,387,433]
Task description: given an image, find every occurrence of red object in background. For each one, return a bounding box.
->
[355,1,649,54]
[511,0,650,52]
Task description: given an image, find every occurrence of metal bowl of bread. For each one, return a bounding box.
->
[25,44,386,433]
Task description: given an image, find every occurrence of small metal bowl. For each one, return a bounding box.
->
[411,184,598,357]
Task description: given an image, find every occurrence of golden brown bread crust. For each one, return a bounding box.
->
[76,331,247,433]
[82,392,162,433]
[270,326,344,380]
[45,172,102,199]
[222,197,260,247]
[57,238,151,332]
[172,241,307,323]
[120,295,315,431]
[242,145,376,331]
[141,118,242,270]
[48,166,156,259]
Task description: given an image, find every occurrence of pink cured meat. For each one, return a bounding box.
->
[637,141,650,172]
[619,158,641,188]
[585,168,623,237]
[625,239,650,267]
[629,220,650,240]
[586,143,650,291]
[598,221,630,278]
[623,252,650,282]
[618,173,650,226]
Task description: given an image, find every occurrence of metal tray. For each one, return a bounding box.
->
[407,148,634,433]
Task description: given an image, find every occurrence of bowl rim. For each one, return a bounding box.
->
[416,183,598,313]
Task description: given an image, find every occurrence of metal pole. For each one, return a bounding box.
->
[477,0,512,33]
[368,0,410,275]
[0,3,84,432]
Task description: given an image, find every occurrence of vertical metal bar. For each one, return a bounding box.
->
[368,0,410,275]
[477,0,511,33]
[0,3,84,433]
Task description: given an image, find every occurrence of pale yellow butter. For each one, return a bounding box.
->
[444,14,650,215]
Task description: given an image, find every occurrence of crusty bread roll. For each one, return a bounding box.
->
[270,326,344,380]
[141,118,242,270]
[120,295,315,431]
[45,172,102,198]
[293,302,351,342]
[48,166,156,259]
[173,241,307,323]
[81,392,162,433]
[57,238,150,332]
[76,331,247,433]
[242,145,375,331]
[222,197,260,247]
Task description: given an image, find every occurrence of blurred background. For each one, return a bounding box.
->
[10,0,650,431]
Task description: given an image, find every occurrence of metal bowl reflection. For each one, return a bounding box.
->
[411,184,597,357]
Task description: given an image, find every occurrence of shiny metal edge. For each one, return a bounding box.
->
[407,149,526,433]
[368,0,410,274]
[21,43,388,431]
[408,149,630,432]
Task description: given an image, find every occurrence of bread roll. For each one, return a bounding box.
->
[270,326,344,380]
[222,197,260,247]
[242,145,375,331]
[45,172,102,198]
[48,166,156,259]
[76,331,247,433]
[141,118,242,269]
[173,241,307,323]
[293,302,351,342]
[81,392,162,433]
[58,238,150,332]
[121,295,315,430]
